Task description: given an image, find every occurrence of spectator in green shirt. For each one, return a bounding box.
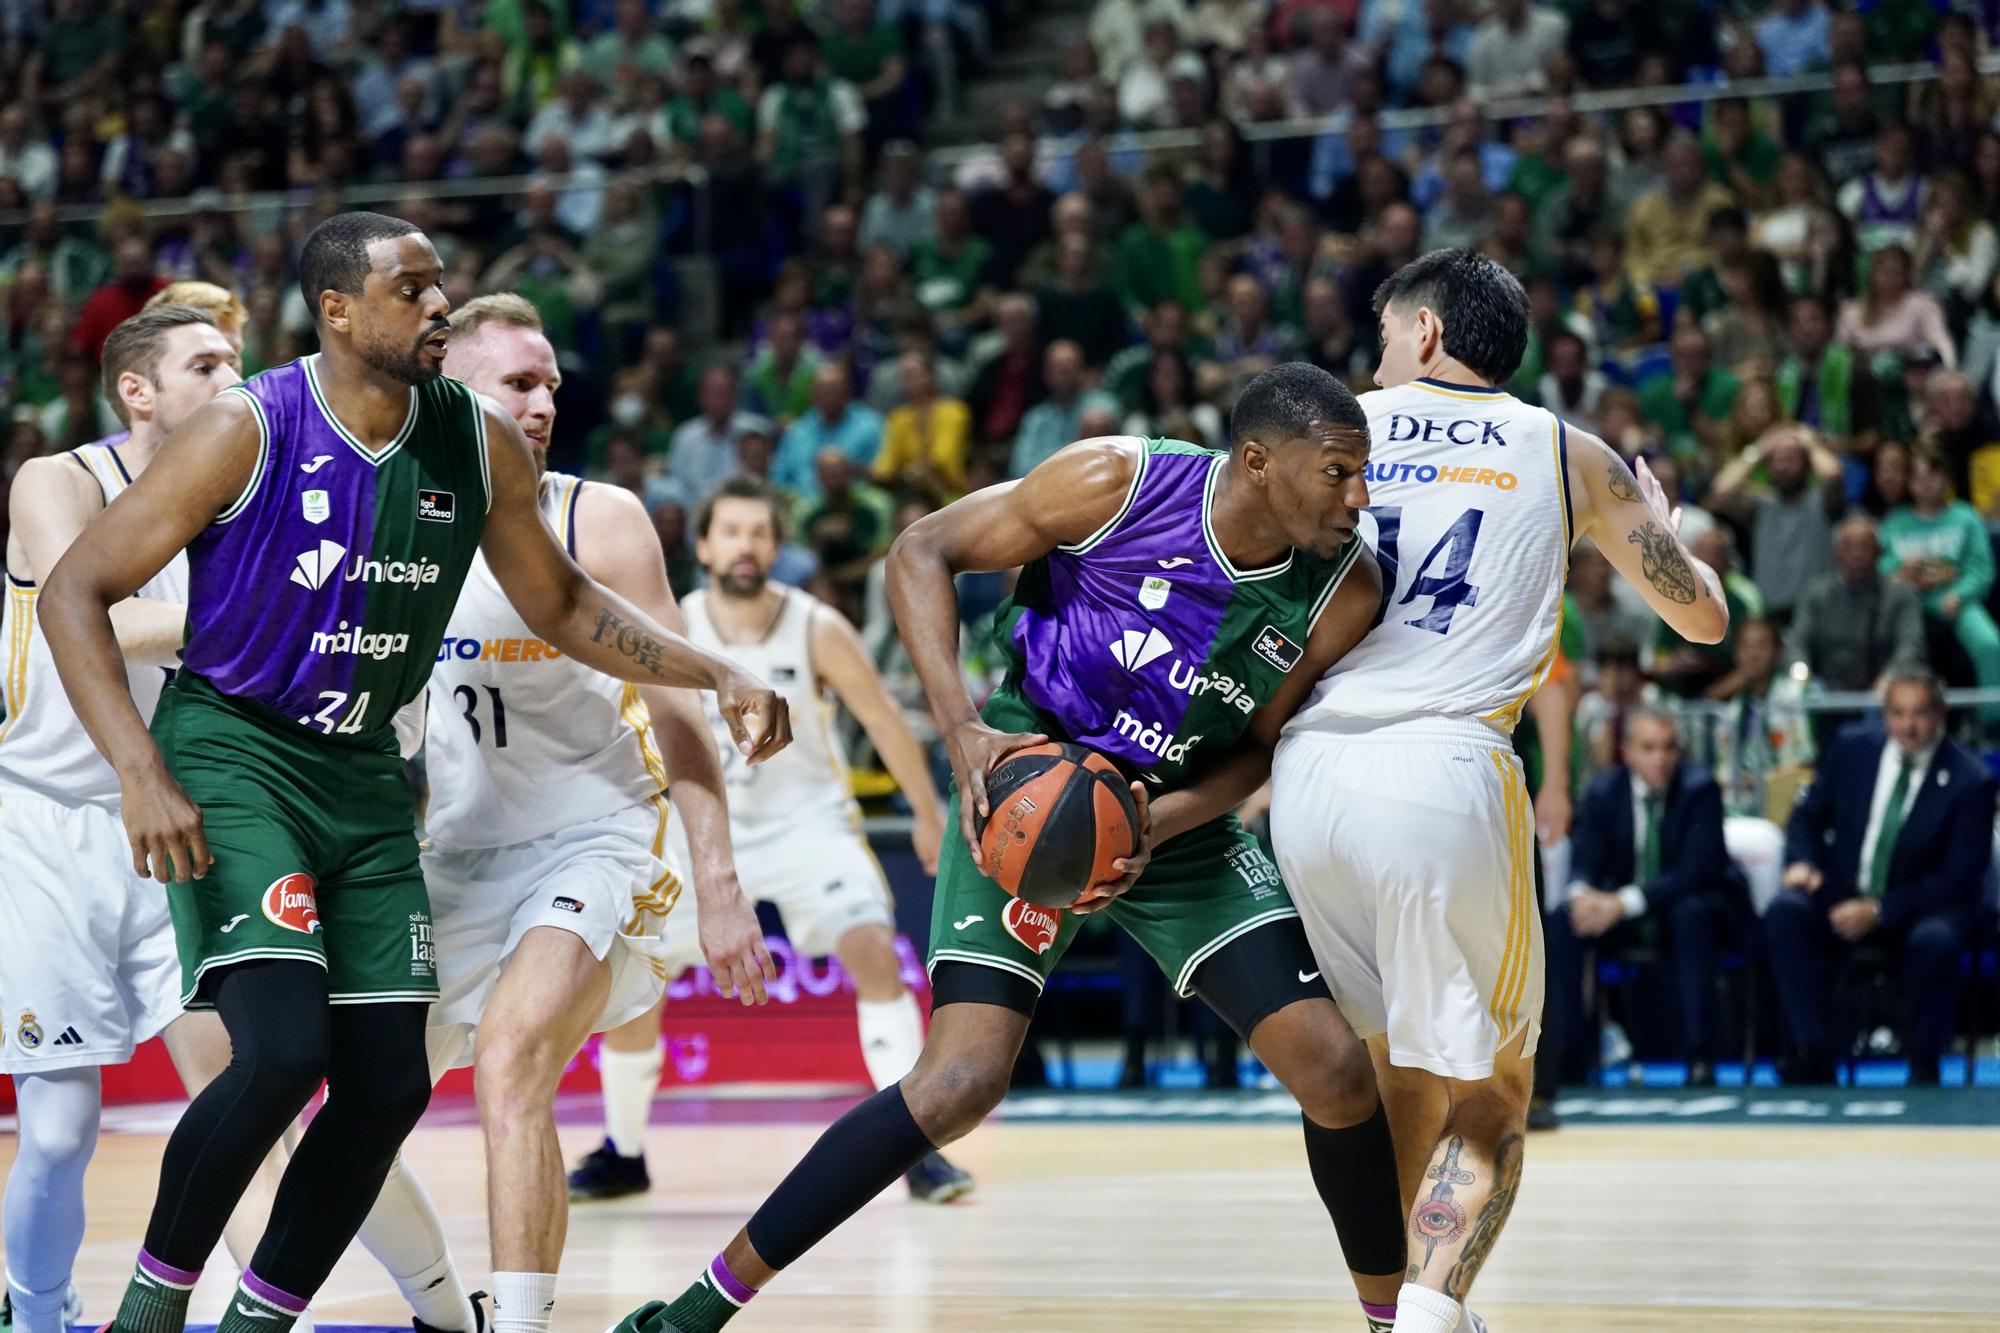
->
[1678,207,1750,329]
[1882,446,2000,704]
[823,0,910,145]
[665,49,755,150]
[1637,323,1741,460]
[745,311,824,426]
[1113,163,1209,317]
[584,0,677,84]
[911,189,996,343]
[1703,99,1782,210]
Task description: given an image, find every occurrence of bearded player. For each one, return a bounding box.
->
[39,212,787,1333]
[1270,250,1729,1333]
[611,362,1420,1333]
[573,475,971,1206]
[348,292,762,1333]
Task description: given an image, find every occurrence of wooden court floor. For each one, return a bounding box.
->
[9,1105,2000,1331]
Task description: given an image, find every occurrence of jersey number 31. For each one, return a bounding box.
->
[1372,506,1483,635]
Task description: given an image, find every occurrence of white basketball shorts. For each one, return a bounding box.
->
[0,790,184,1074]
[1270,720,1544,1080]
[655,819,895,975]
[424,796,683,1070]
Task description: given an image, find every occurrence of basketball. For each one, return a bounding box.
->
[975,742,1139,908]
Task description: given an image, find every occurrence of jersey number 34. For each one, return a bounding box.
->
[1373,506,1483,635]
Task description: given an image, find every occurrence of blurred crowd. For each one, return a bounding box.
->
[3,0,2000,1084]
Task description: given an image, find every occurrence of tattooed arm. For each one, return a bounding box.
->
[1570,428,1729,644]
[476,400,793,761]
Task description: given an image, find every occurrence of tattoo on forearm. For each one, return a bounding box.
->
[1443,1133,1524,1301]
[1606,458,1642,502]
[1629,522,1698,604]
[1410,1135,1473,1271]
[591,607,667,676]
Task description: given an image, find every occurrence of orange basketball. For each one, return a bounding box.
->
[975,743,1139,908]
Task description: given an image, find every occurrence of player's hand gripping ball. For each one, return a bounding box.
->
[974,743,1139,908]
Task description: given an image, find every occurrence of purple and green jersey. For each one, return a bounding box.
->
[993,438,1362,791]
[180,355,490,744]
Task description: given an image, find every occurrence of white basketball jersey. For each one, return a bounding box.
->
[0,442,188,807]
[1288,379,1572,737]
[423,472,665,850]
[680,585,860,847]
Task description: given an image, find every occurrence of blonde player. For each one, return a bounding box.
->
[1270,250,1730,1333]
[575,476,974,1205]
[0,305,277,1330]
[147,281,248,352]
[352,293,776,1333]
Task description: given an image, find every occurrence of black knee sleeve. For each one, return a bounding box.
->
[745,1084,938,1271]
[1187,916,1331,1039]
[1304,1102,1407,1278]
[931,959,1041,1017]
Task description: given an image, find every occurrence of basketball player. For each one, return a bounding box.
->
[1270,250,1729,1333]
[37,212,788,1333]
[349,291,760,1333]
[0,305,272,1332]
[613,363,1420,1333]
[574,475,972,1205]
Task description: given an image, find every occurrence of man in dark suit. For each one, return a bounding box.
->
[1546,708,1745,1086]
[1770,667,1995,1085]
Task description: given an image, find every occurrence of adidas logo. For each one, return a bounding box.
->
[51,1026,83,1046]
[290,539,348,590]
[1109,626,1174,671]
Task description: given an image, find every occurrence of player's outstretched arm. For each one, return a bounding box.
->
[885,435,1142,864]
[39,392,261,881]
[1149,547,1385,849]
[10,455,186,667]
[476,402,792,763]
[570,479,773,1004]
[810,601,948,875]
[1572,430,1730,644]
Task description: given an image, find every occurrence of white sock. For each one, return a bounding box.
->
[491,1271,556,1333]
[1392,1283,1463,1333]
[355,1156,476,1332]
[599,1042,664,1158]
[7,1272,71,1333]
[856,992,925,1090]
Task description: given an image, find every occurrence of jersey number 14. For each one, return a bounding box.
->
[1373,506,1483,635]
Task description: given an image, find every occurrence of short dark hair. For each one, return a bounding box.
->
[1372,248,1529,384]
[696,474,790,543]
[297,211,422,320]
[1228,362,1365,448]
[101,303,219,425]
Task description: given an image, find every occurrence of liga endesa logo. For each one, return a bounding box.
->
[260,873,322,935]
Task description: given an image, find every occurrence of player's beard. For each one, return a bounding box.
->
[361,324,446,385]
[715,567,767,598]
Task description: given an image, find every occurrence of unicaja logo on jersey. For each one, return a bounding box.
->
[1109,626,1174,671]
[344,554,441,587]
[290,540,348,590]
[261,873,322,934]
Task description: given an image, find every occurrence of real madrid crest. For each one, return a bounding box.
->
[16,1010,43,1049]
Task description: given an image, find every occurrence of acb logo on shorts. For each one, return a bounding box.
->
[262,873,322,935]
[1002,898,1061,955]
